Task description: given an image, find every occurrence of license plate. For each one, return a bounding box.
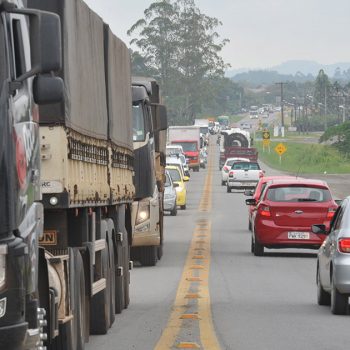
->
[287,232,310,240]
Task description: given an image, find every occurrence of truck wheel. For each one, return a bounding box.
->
[181,204,186,210]
[157,244,163,260]
[139,246,158,266]
[51,321,74,350]
[115,239,125,314]
[107,233,116,324]
[123,238,130,309]
[90,245,111,334]
[73,252,86,350]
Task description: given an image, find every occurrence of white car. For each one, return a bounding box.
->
[164,171,177,216]
[166,145,184,157]
[221,157,250,185]
[227,161,263,192]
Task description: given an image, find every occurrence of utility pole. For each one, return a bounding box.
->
[275,82,286,127]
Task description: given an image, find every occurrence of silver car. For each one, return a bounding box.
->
[164,171,177,216]
[312,197,350,315]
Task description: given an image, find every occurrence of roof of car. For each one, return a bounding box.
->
[266,178,329,188]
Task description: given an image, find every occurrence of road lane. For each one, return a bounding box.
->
[87,163,209,349]
[210,147,349,350]
[88,142,349,350]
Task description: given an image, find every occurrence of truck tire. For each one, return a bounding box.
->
[181,204,186,210]
[139,246,158,266]
[51,321,74,350]
[90,244,111,334]
[157,243,163,260]
[122,238,130,309]
[114,240,125,314]
[107,233,116,324]
[75,252,86,350]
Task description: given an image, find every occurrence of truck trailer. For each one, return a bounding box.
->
[131,77,168,266]
[1,0,135,348]
[168,126,201,172]
[219,128,258,169]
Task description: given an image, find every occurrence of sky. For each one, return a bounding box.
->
[84,0,350,70]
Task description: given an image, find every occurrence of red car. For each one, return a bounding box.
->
[246,178,338,256]
[245,175,296,231]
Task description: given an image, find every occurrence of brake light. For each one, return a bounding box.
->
[223,166,229,173]
[338,238,350,253]
[229,171,234,178]
[327,208,337,219]
[259,206,271,217]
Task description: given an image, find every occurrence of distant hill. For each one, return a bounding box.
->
[231,70,314,85]
[226,60,350,83]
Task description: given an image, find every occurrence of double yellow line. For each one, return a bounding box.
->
[154,146,220,349]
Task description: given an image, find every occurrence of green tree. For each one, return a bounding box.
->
[127,0,229,124]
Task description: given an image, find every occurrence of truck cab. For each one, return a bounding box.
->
[0,1,62,348]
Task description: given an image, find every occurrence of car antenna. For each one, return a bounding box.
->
[295,165,302,178]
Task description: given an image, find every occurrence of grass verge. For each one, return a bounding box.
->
[256,141,350,174]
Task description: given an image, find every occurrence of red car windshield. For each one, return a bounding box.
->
[267,186,331,202]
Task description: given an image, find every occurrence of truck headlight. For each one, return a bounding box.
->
[136,202,150,225]
[0,245,7,291]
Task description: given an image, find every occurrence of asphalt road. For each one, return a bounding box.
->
[87,144,349,350]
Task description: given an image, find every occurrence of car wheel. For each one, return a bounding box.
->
[226,186,231,193]
[248,220,252,231]
[250,236,254,253]
[330,274,349,315]
[181,204,186,210]
[170,205,177,216]
[253,235,264,256]
[317,265,330,306]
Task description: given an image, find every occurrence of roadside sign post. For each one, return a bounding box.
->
[274,143,287,164]
[262,130,271,153]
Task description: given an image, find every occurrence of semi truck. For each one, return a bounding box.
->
[219,128,258,169]
[1,0,135,348]
[131,77,168,266]
[168,126,201,172]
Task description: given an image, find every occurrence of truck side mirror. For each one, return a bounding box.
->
[152,104,168,131]
[33,75,64,105]
[5,6,62,80]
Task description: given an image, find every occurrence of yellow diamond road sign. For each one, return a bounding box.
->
[275,143,287,156]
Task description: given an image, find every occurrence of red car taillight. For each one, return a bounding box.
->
[223,166,229,173]
[338,238,350,253]
[259,205,271,217]
[327,208,337,219]
[229,171,234,178]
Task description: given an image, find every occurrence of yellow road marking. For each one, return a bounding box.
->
[176,342,200,349]
[154,143,221,350]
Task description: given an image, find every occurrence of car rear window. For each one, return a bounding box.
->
[267,186,331,202]
[167,168,181,182]
[232,162,260,170]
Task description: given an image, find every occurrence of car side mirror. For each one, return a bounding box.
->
[245,198,257,206]
[244,190,254,197]
[311,224,328,235]
[183,176,190,182]
[173,183,179,188]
